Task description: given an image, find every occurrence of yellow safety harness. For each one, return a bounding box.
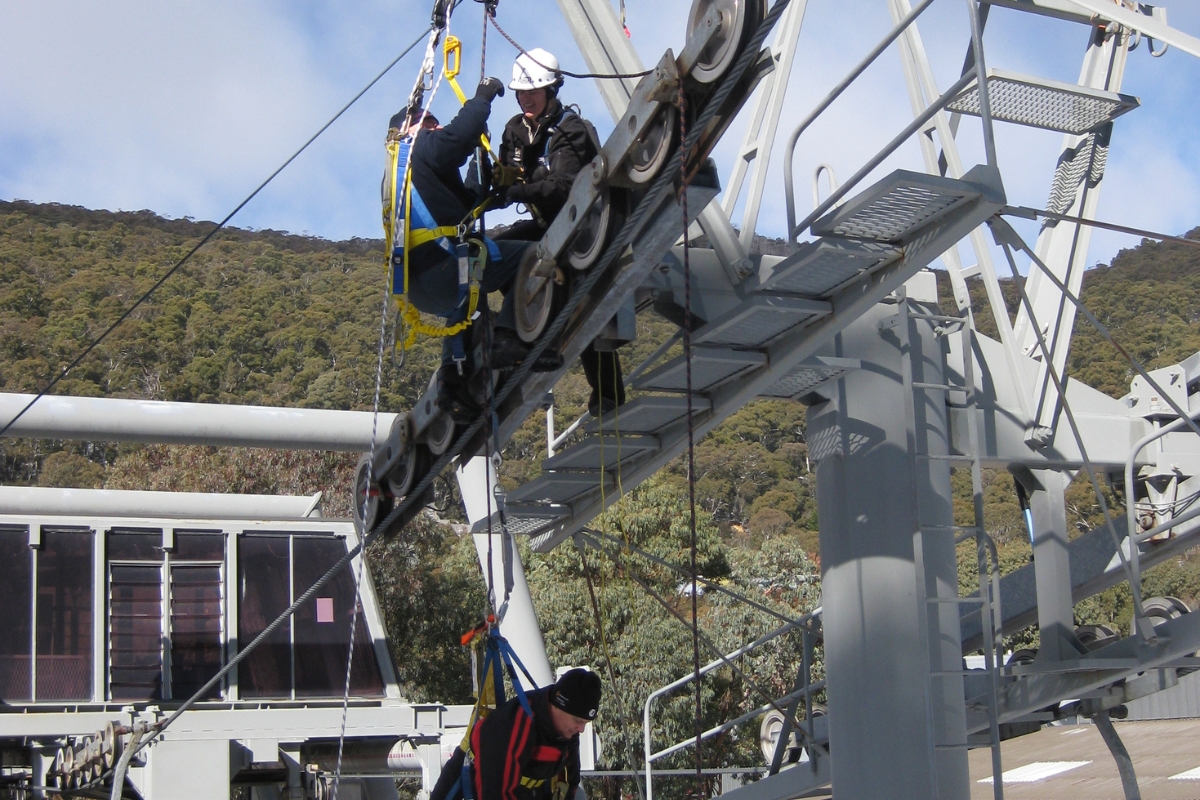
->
[384,31,501,352]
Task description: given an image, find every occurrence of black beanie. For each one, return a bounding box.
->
[551,668,601,720]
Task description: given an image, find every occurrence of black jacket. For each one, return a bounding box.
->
[407,95,494,266]
[469,688,580,800]
[499,100,597,226]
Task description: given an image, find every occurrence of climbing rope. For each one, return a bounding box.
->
[487,15,652,79]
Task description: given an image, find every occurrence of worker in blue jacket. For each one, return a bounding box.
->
[387,77,535,422]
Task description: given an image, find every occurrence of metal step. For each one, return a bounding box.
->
[811,170,983,244]
[507,470,615,506]
[758,356,860,400]
[634,347,767,394]
[750,238,901,298]
[584,395,711,435]
[509,166,1006,554]
[542,434,659,472]
[693,294,831,348]
[947,68,1139,135]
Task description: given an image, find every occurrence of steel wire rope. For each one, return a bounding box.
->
[582,529,814,630]
[332,281,394,800]
[993,234,1152,631]
[0,26,434,441]
[97,2,794,774]
[585,534,829,756]
[363,0,795,611]
[46,27,441,795]
[676,68,705,799]
[1001,206,1200,251]
[574,537,648,800]
[486,16,652,79]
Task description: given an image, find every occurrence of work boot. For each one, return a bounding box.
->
[490,328,531,369]
[582,344,625,418]
[436,364,484,425]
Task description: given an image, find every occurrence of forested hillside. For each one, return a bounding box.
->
[2,198,1199,782]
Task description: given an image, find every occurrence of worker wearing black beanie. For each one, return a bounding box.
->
[428,668,602,800]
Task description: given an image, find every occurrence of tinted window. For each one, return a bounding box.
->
[238,536,292,698]
[0,527,32,701]
[37,529,93,701]
[174,532,224,562]
[293,538,382,698]
[108,530,162,561]
[170,565,223,700]
[109,564,162,700]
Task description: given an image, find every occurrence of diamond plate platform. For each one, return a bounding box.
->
[507,471,615,505]
[752,239,901,298]
[811,170,981,243]
[583,395,712,435]
[542,434,659,472]
[947,68,1139,135]
[759,356,861,400]
[633,348,767,394]
[693,295,831,347]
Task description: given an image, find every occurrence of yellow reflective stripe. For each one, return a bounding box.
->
[519,777,546,789]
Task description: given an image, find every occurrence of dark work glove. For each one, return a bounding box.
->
[475,77,505,103]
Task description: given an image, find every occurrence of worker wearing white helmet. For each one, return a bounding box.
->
[489,48,626,418]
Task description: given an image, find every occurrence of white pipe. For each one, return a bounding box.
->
[0,393,393,451]
[456,456,555,689]
[0,486,323,519]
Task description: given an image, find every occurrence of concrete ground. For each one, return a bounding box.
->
[967,719,1200,800]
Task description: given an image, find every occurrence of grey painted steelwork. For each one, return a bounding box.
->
[0,392,392,451]
[0,511,476,800]
[811,300,969,800]
[0,485,324,519]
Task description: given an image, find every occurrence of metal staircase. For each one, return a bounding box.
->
[505,166,1006,552]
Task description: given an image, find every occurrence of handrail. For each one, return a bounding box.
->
[789,66,977,242]
[783,0,938,242]
[647,680,826,762]
[642,607,822,800]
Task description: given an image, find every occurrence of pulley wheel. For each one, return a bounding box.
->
[567,189,621,270]
[514,245,562,344]
[686,0,762,85]
[390,443,432,500]
[352,453,391,537]
[626,106,677,185]
[424,411,456,456]
[1074,623,1119,651]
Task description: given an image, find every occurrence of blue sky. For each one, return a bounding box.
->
[1,0,1198,270]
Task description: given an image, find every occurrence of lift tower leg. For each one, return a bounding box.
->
[457,456,555,688]
[810,293,970,800]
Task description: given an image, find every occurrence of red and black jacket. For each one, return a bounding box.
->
[470,687,581,800]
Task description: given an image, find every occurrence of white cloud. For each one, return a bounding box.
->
[0,0,1198,267]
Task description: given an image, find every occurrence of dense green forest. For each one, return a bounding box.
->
[2,198,1199,782]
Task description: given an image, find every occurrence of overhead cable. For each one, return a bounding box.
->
[0,26,434,440]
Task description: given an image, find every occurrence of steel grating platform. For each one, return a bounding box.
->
[811,170,981,243]
[507,470,615,505]
[542,434,659,472]
[583,395,711,435]
[503,506,570,537]
[752,239,901,298]
[633,347,767,394]
[693,294,831,347]
[947,68,1140,136]
[759,356,861,400]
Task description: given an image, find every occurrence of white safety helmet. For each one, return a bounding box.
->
[509,48,561,92]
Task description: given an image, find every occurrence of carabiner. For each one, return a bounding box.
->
[444,35,462,80]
